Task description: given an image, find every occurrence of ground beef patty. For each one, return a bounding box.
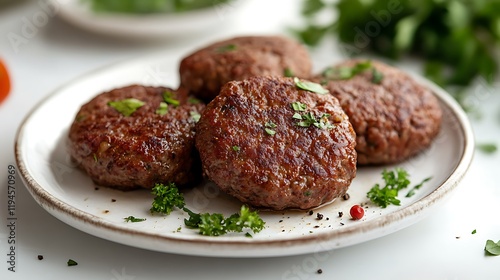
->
[195,76,357,210]
[315,60,442,165]
[68,85,205,190]
[179,36,312,102]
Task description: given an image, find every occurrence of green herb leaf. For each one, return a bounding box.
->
[188,97,202,104]
[372,68,384,84]
[291,101,307,111]
[485,240,500,256]
[85,0,233,14]
[150,183,185,215]
[216,44,237,53]
[284,67,295,77]
[322,61,383,84]
[368,168,430,208]
[294,111,334,129]
[190,111,201,122]
[162,91,180,107]
[477,143,497,154]
[264,121,277,135]
[294,77,329,94]
[67,259,78,266]
[232,145,240,152]
[156,102,168,115]
[108,98,145,117]
[472,229,477,234]
[124,216,146,223]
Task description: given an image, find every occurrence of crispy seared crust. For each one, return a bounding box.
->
[195,76,357,210]
[68,85,205,190]
[315,60,442,165]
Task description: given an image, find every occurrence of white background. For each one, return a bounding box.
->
[1,0,499,279]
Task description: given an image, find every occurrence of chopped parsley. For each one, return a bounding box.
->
[291,101,307,112]
[372,67,384,84]
[321,61,383,84]
[156,102,168,115]
[216,44,237,53]
[405,177,432,197]
[294,77,329,94]
[150,183,265,236]
[124,216,146,223]
[162,91,180,106]
[472,229,477,234]
[485,240,500,256]
[190,111,201,122]
[67,259,78,266]
[477,143,497,154]
[284,67,294,77]
[232,145,240,152]
[188,97,202,104]
[108,98,145,117]
[294,111,334,130]
[367,168,431,208]
[184,205,265,236]
[264,121,277,136]
[150,183,185,215]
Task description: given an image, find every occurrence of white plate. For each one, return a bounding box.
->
[15,51,474,257]
[53,0,243,39]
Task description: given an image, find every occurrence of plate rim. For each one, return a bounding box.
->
[14,56,475,257]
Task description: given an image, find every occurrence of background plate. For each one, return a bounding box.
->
[15,51,474,257]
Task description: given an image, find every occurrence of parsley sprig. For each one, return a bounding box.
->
[296,0,500,88]
[367,168,432,208]
[321,60,383,84]
[150,183,265,236]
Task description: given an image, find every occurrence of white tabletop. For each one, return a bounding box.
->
[1,1,499,279]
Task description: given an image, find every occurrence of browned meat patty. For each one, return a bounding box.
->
[179,36,312,102]
[314,60,442,165]
[195,76,357,210]
[68,85,205,190]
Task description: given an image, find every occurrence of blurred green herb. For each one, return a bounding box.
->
[295,0,500,88]
[84,0,233,14]
[476,143,498,154]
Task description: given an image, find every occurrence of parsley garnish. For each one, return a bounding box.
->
[264,121,277,136]
[294,111,334,130]
[184,205,265,236]
[216,44,237,53]
[321,61,383,84]
[291,101,307,111]
[156,102,168,115]
[108,98,145,117]
[188,97,201,104]
[284,67,294,77]
[367,168,431,208]
[150,183,265,236]
[405,177,432,197]
[124,216,146,223]
[232,145,240,152]
[372,67,384,84]
[294,77,329,94]
[162,91,180,106]
[485,240,500,256]
[477,143,497,154]
[190,111,201,122]
[150,183,185,215]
